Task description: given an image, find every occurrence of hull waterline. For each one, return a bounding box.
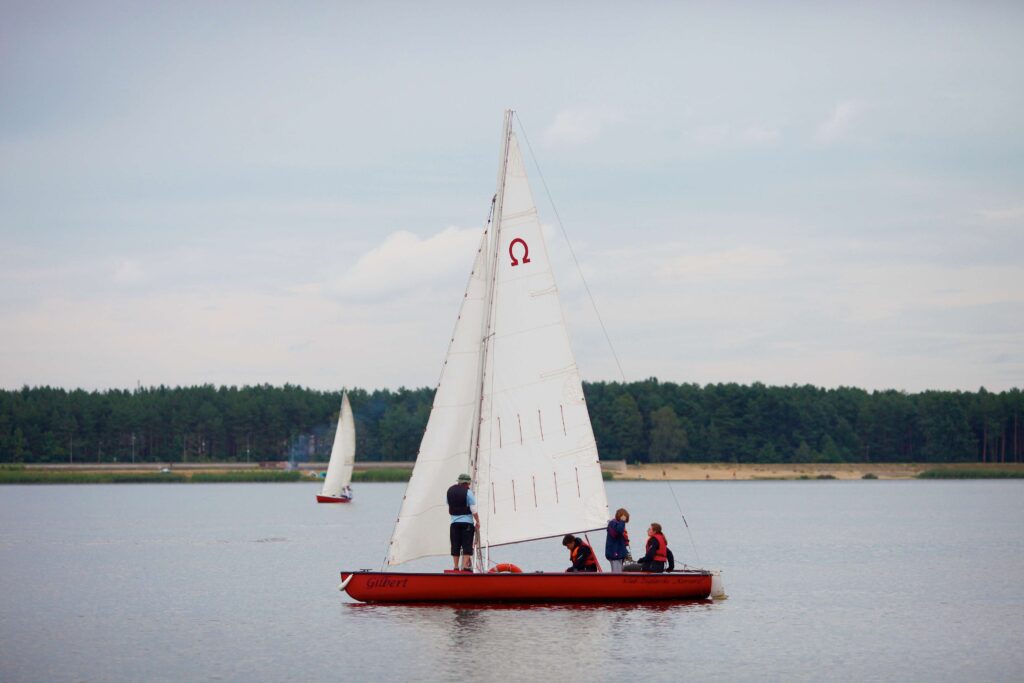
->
[339,570,713,603]
[317,495,352,504]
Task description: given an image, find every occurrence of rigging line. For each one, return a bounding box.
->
[514,112,627,383]
[666,480,703,566]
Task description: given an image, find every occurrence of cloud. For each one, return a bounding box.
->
[815,100,863,144]
[655,246,788,281]
[543,108,620,146]
[112,259,145,285]
[691,124,781,148]
[979,205,1024,223]
[332,227,482,301]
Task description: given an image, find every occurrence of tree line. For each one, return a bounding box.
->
[0,380,1021,464]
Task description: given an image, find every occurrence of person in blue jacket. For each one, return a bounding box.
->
[605,507,631,572]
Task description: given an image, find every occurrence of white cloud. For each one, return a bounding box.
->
[656,246,788,281]
[979,205,1024,222]
[0,287,458,391]
[332,227,482,300]
[692,124,781,148]
[740,126,781,145]
[815,100,863,144]
[112,259,145,285]
[543,108,620,146]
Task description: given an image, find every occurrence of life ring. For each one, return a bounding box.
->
[488,563,523,574]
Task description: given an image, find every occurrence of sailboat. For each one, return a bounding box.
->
[317,392,355,503]
[340,111,722,602]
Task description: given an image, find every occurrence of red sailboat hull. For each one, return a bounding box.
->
[340,570,712,603]
[317,495,352,503]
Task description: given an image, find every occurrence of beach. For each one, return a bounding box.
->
[610,462,1024,480]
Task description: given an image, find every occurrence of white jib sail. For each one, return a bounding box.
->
[321,392,355,497]
[386,234,490,565]
[474,126,609,548]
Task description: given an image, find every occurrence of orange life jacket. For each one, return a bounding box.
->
[652,533,668,562]
[570,540,598,568]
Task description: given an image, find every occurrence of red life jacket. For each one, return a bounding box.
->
[571,540,598,568]
[652,533,668,562]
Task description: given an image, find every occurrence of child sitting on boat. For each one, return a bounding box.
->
[629,522,675,573]
[562,535,599,572]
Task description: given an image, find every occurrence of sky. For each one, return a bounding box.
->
[1,1,1023,393]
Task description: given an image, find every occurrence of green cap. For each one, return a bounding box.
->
[457,473,471,482]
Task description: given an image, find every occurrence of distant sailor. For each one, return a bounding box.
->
[562,535,599,572]
[447,473,480,572]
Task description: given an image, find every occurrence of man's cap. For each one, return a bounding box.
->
[457,473,472,482]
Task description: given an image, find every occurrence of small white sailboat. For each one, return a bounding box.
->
[339,110,723,602]
[317,392,355,503]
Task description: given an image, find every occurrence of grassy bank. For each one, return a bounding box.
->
[351,468,412,482]
[0,469,304,484]
[917,467,1024,479]
[0,470,189,484]
[191,471,302,483]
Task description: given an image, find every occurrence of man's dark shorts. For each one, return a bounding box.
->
[450,522,474,556]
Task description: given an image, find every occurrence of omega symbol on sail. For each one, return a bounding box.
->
[509,237,531,267]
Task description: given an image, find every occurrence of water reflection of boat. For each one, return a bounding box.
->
[344,599,714,612]
[340,111,722,603]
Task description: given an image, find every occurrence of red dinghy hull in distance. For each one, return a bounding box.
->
[339,570,713,603]
[317,495,352,503]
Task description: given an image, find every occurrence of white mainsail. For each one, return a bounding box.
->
[386,235,490,564]
[386,111,608,566]
[321,392,355,498]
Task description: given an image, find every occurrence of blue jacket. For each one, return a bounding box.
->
[605,519,629,560]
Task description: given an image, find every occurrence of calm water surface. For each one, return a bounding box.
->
[1,481,1022,682]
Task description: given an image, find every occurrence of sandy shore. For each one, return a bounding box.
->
[613,462,1024,481]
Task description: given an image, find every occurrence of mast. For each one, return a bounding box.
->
[469,109,514,571]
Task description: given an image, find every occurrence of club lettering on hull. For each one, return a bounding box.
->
[509,238,531,266]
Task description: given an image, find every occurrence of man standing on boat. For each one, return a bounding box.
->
[447,473,480,572]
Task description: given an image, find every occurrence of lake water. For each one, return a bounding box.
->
[1,480,1022,682]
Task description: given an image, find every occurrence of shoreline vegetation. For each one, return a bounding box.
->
[1,462,1022,484]
[2,382,1021,467]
